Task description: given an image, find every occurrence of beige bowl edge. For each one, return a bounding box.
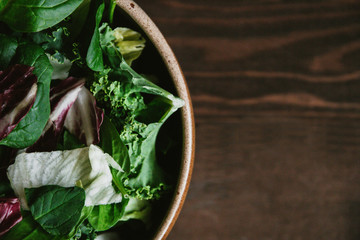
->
[115,1,195,239]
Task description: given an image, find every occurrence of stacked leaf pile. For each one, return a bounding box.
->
[0,0,183,239]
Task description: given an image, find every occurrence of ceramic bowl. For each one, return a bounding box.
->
[113,1,195,239]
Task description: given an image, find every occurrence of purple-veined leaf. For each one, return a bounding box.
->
[0,65,37,141]
[27,77,85,152]
[64,87,104,146]
[0,198,22,237]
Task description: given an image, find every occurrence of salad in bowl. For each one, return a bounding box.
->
[0,0,187,239]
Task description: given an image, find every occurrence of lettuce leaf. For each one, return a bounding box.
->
[64,87,104,146]
[112,27,145,66]
[0,64,38,141]
[27,77,85,152]
[120,198,151,225]
[7,145,123,210]
[0,197,22,237]
[0,42,53,148]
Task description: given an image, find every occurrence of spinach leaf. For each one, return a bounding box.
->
[100,116,130,194]
[0,34,17,69]
[0,182,14,197]
[0,0,84,32]
[88,199,129,231]
[58,130,86,151]
[0,146,16,182]
[108,0,116,24]
[2,211,64,240]
[0,42,53,148]
[62,0,91,42]
[25,185,85,236]
[67,206,93,238]
[86,2,105,71]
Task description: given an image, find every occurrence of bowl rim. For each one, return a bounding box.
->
[115,0,195,239]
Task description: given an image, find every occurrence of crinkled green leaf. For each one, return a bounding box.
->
[72,221,97,240]
[90,24,184,200]
[30,27,64,52]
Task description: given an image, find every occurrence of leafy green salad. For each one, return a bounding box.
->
[0,0,184,239]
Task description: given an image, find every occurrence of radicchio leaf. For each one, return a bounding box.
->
[64,87,104,146]
[0,198,22,237]
[27,77,85,152]
[0,65,37,141]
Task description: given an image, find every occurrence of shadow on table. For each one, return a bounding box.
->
[347,202,360,240]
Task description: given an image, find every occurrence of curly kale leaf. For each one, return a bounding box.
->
[90,24,184,200]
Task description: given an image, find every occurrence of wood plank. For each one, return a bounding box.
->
[134,0,360,239]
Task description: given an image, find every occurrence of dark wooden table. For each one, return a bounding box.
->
[136,1,360,239]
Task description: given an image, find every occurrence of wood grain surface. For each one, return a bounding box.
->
[135,1,360,239]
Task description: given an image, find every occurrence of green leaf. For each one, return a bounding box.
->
[2,211,64,240]
[0,33,17,69]
[72,221,97,240]
[0,0,9,11]
[91,24,184,200]
[120,198,151,225]
[86,2,105,71]
[122,122,168,200]
[98,24,184,109]
[58,130,86,150]
[67,206,93,238]
[0,42,53,148]
[25,185,85,236]
[108,0,116,24]
[88,199,128,231]
[61,0,91,41]
[7,145,123,208]
[0,182,14,197]
[100,116,130,194]
[0,0,84,32]
[112,27,145,66]
[30,27,65,52]
[100,116,130,173]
